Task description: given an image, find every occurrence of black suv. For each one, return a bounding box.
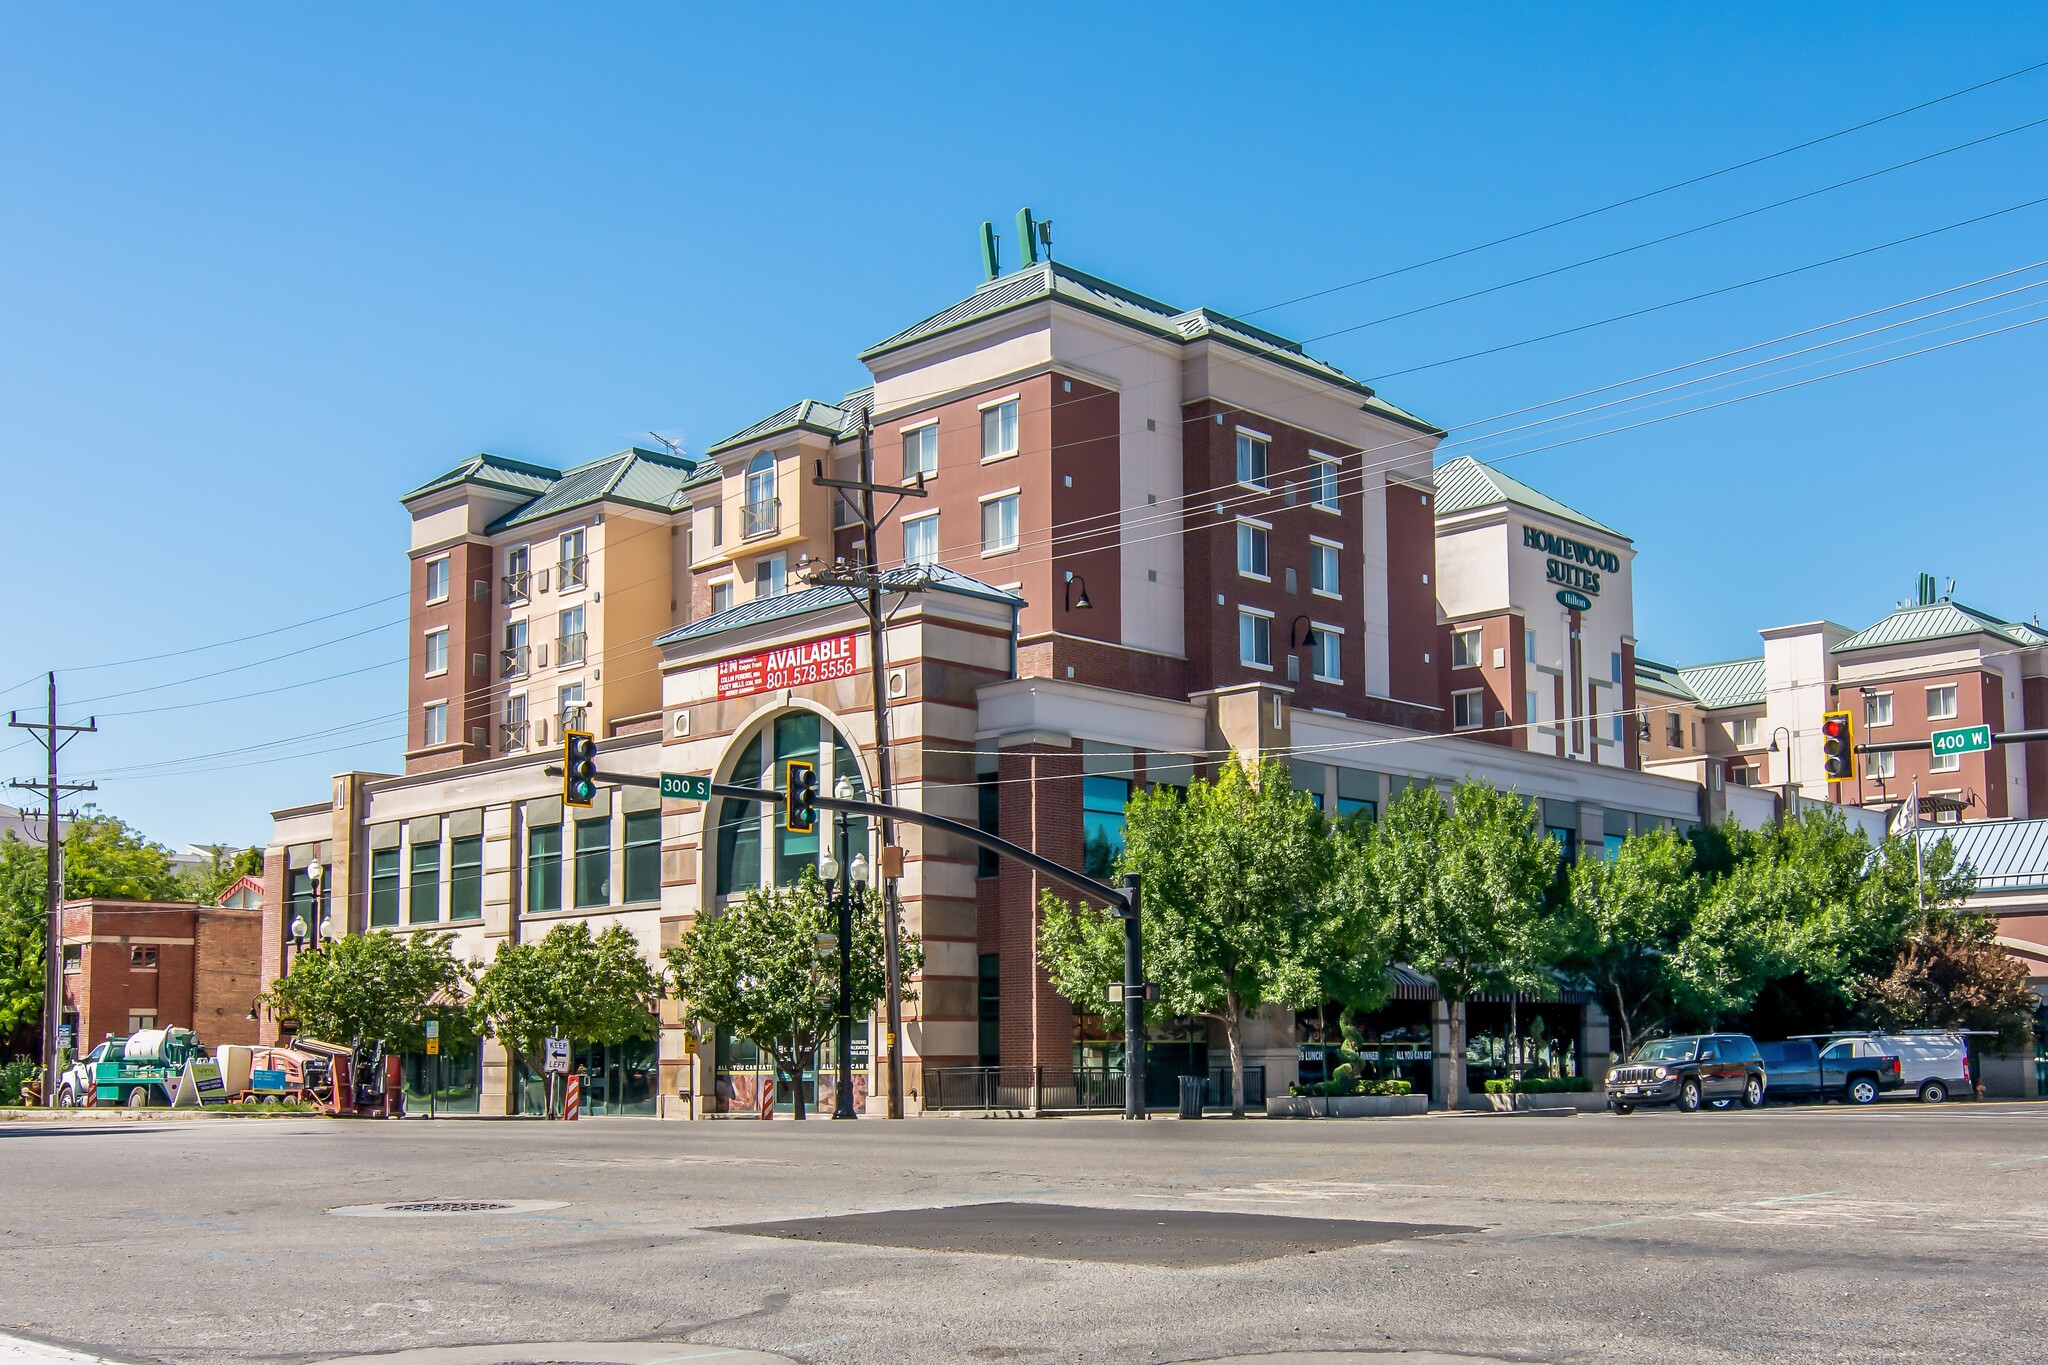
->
[1606,1034,1766,1114]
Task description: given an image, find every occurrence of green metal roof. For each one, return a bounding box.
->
[1676,657,1765,711]
[486,447,697,532]
[402,454,560,504]
[857,261,1443,434]
[1432,455,1629,541]
[705,398,858,456]
[1832,600,2048,654]
[1634,657,1695,701]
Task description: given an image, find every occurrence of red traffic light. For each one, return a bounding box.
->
[1820,710,1856,783]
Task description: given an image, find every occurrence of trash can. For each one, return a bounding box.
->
[1177,1074,1205,1119]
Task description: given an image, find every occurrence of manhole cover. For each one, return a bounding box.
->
[710,1201,1477,1267]
[329,1199,568,1219]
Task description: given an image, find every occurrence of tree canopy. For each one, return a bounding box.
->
[472,921,664,1058]
[261,929,471,1053]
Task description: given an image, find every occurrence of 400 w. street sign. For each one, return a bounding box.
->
[1930,724,1993,758]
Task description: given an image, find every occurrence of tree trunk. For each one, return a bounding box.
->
[1225,991,1246,1119]
[785,1046,806,1120]
[1609,982,1634,1065]
[1444,998,1467,1110]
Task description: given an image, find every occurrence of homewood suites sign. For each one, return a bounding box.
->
[1523,525,1619,599]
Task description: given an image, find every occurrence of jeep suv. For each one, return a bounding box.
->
[1606,1034,1766,1114]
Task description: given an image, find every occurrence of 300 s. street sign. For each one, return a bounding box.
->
[1930,724,1992,757]
[660,772,711,802]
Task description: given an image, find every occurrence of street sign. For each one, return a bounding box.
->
[426,1037,440,1056]
[661,772,711,802]
[424,1020,439,1038]
[682,1034,698,1056]
[1931,724,1993,758]
[544,1036,571,1074]
[55,1025,72,1052]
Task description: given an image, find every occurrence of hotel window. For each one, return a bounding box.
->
[977,770,1000,878]
[527,822,562,914]
[1311,625,1342,684]
[449,835,483,921]
[1235,432,1269,489]
[422,701,448,748]
[710,580,734,616]
[1238,609,1272,669]
[503,545,531,604]
[409,838,441,924]
[1082,775,1131,880]
[1930,749,1963,774]
[1451,627,1484,670]
[1666,713,1684,748]
[1867,750,1896,779]
[1526,690,1540,725]
[370,847,401,927]
[706,504,722,552]
[502,618,529,677]
[557,605,585,665]
[1610,653,1623,685]
[902,422,937,480]
[624,809,661,904]
[502,692,528,753]
[754,552,787,598]
[1730,717,1758,747]
[558,681,585,733]
[1236,520,1270,579]
[1452,689,1485,731]
[902,513,938,567]
[1865,692,1894,728]
[424,555,450,603]
[1310,453,1340,510]
[1311,540,1340,597]
[980,492,1019,554]
[559,528,588,589]
[714,713,866,898]
[574,815,611,908]
[424,628,449,677]
[1612,715,1626,744]
[1926,684,1959,721]
[1524,631,1536,663]
[743,454,778,538]
[981,399,1018,461]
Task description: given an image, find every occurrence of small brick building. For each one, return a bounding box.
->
[59,898,264,1051]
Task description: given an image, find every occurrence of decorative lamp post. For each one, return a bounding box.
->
[832,775,864,1120]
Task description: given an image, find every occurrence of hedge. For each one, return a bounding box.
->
[1482,1076,1594,1094]
[1289,1078,1414,1098]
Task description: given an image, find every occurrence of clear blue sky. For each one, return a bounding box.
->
[4,5,2046,848]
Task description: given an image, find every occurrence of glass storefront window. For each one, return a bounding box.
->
[716,711,867,898]
[409,841,441,923]
[514,1034,658,1116]
[369,848,400,927]
[527,823,562,913]
[402,1043,480,1114]
[449,835,483,920]
[624,809,660,903]
[574,816,610,908]
[1082,776,1130,880]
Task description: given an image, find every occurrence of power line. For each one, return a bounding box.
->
[58,592,410,673]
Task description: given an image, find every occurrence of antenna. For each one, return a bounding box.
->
[1016,207,1039,267]
[1037,218,1053,260]
[1946,578,1956,598]
[645,431,688,461]
[979,221,1000,281]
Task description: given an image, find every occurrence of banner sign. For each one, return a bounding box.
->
[716,634,858,700]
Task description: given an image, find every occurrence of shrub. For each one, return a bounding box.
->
[1289,1077,1413,1098]
[0,1056,37,1107]
[1483,1076,1593,1094]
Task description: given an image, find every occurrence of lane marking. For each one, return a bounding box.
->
[0,1333,125,1364]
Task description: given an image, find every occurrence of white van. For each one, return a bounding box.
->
[1869,1031,1973,1103]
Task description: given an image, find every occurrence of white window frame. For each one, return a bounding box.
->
[1452,688,1486,731]
[1866,749,1896,779]
[1930,748,1963,774]
[901,419,938,482]
[901,511,939,567]
[1865,691,1894,729]
[1238,606,1274,671]
[423,628,449,678]
[1310,537,1342,598]
[423,554,450,605]
[1235,429,1270,490]
[556,604,586,666]
[1451,626,1484,671]
[1730,717,1758,748]
[979,396,1020,463]
[754,552,788,599]
[978,489,1020,556]
[709,578,736,616]
[1310,622,1343,684]
[1926,684,1959,722]
[422,700,448,748]
[1235,517,1271,582]
[1309,452,1340,512]
[557,527,588,591]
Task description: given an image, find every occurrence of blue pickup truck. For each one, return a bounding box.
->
[1756,1038,1904,1105]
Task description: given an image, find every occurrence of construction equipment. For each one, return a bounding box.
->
[93,1028,209,1108]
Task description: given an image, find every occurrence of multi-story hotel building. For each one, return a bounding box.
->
[270,233,1962,1115]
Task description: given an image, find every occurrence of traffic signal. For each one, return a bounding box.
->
[563,731,598,807]
[786,759,817,833]
[1821,710,1857,783]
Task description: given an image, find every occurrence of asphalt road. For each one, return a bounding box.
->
[2,1102,2044,1365]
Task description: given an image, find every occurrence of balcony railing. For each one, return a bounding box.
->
[501,570,531,605]
[557,631,586,666]
[499,720,529,754]
[742,497,779,539]
[559,555,588,590]
[501,645,530,679]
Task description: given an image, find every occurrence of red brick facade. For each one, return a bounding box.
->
[408,539,494,772]
[59,899,262,1050]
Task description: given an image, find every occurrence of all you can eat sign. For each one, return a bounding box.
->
[716,633,860,700]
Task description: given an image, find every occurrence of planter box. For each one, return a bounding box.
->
[1474,1091,1606,1112]
[1266,1094,1428,1118]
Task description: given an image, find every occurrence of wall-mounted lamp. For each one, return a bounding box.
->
[1289,616,1316,649]
[1064,572,1092,611]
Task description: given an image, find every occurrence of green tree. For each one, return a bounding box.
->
[665,870,914,1120]
[1371,780,1558,1108]
[177,844,264,905]
[261,930,472,1054]
[0,813,189,1045]
[1862,915,2038,1050]
[1037,760,1333,1117]
[1562,826,1699,1060]
[472,922,664,1062]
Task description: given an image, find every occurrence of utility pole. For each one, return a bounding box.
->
[803,412,930,1117]
[8,673,97,1103]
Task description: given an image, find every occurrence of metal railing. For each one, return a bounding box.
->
[924,1065,1045,1112]
[499,720,529,754]
[557,631,586,665]
[559,555,588,590]
[1070,1063,1266,1111]
[501,645,529,679]
[501,570,531,605]
[742,497,779,539]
